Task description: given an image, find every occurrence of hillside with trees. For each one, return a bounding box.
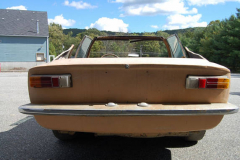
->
[49,8,240,71]
[63,27,204,37]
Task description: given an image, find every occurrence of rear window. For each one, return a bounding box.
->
[167,35,187,58]
[89,40,168,58]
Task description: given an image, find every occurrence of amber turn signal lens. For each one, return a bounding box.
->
[30,77,42,88]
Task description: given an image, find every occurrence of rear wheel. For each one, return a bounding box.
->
[185,130,206,141]
[52,130,77,141]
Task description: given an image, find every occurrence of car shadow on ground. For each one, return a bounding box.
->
[0,117,197,160]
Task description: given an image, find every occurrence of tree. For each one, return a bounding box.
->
[197,20,222,61]
[236,8,240,18]
[49,23,65,55]
[49,42,56,56]
[63,31,81,57]
[213,13,240,70]
[191,9,240,71]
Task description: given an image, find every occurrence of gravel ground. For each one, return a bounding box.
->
[0,72,239,160]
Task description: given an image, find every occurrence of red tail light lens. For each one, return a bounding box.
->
[198,78,207,88]
[51,77,59,87]
[40,77,52,87]
[30,74,71,88]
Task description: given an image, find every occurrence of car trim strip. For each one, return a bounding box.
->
[19,103,238,116]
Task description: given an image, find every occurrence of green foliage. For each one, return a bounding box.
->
[63,28,86,37]
[211,14,240,70]
[49,42,56,56]
[63,28,135,37]
[63,31,81,57]
[63,27,203,37]
[156,31,170,56]
[49,23,65,55]
[237,8,240,18]
[134,33,161,57]
[161,27,205,35]
[50,56,54,62]
[49,23,81,56]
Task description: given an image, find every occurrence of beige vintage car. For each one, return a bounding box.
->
[19,34,238,141]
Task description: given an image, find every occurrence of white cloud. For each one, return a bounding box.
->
[163,14,207,30]
[86,17,129,32]
[64,0,97,9]
[151,25,159,29]
[6,5,27,10]
[48,14,76,27]
[163,25,180,30]
[187,0,240,6]
[111,0,198,16]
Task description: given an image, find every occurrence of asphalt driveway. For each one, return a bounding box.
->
[0,72,239,160]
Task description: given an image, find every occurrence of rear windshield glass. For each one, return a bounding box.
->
[76,37,92,58]
[89,40,168,58]
[167,36,187,58]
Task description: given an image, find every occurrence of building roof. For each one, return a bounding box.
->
[0,9,49,37]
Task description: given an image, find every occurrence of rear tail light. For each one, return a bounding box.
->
[30,74,71,88]
[186,76,229,89]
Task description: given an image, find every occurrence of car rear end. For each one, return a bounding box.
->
[19,58,238,140]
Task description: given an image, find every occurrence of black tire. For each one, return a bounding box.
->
[52,130,77,141]
[185,130,206,141]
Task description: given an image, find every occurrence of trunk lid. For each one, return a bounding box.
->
[28,58,230,104]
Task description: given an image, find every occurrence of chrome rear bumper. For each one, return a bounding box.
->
[19,103,238,116]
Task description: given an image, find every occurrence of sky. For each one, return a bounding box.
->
[0,0,239,33]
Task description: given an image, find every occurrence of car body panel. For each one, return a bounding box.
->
[33,115,224,134]
[28,58,230,104]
